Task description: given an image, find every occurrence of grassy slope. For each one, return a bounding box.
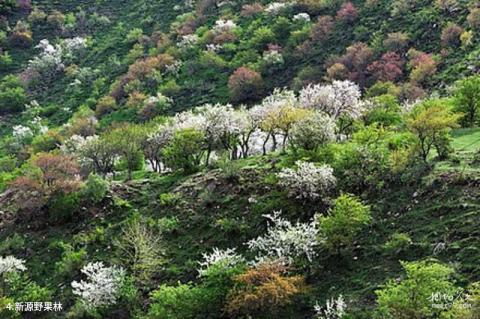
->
[1,129,479,316]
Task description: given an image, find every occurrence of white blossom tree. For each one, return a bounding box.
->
[0,256,27,275]
[197,247,245,277]
[247,211,319,264]
[290,111,336,151]
[71,262,126,310]
[277,161,336,201]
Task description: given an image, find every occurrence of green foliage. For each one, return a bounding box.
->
[319,194,372,250]
[80,174,109,204]
[407,100,461,162]
[375,260,456,319]
[163,128,205,173]
[147,283,205,319]
[54,242,87,277]
[114,219,165,286]
[383,232,413,254]
[0,234,25,255]
[48,192,81,223]
[364,94,403,127]
[453,75,480,127]
[159,192,181,207]
[0,76,27,114]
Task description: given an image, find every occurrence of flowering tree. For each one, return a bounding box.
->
[228,67,264,103]
[277,161,336,201]
[299,80,363,121]
[336,2,358,23]
[26,37,87,85]
[144,123,174,173]
[367,52,405,82]
[32,153,80,193]
[314,295,347,319]
[407,49,437,85]
[72,262,126,310]
[0,256,27,275]
[197,247,245,277]
[290,111,336,151]
[247,211,319,264]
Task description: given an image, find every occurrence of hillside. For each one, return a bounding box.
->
[0,0,480,318]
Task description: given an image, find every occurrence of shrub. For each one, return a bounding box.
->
[147,283,205,319]
[9,31,33,48]
[407,100,460,162]
[225,262,307,318]
[318,194,371,250]
[240,3,264,17]
[467,7,480,30]
[54,242,87,277]
[367,52,404,82]
[441,23,463,47]
[95,96,117,117]
[336,2,358,23]
[0,52,13,69]
[46,10,65,28]
[114,219,164,286]
[310,16,334,42]
[314,295,348,319]
[366,81,401,98]
[408,49,437,85]
[442,282,480,319]
[0,75,27,114]
[383,232,412,254]
[376,260,456,319]
[163,128,206,173]
[228,67,264,103]
[33,153,81,193]
[247,211,319,264]
[453,75,480,127]
[30,130,63,153]
[48,191,80,223]
[80,174,109,204]
[331,43,374,87]
[383,32,409,52]
[290,111,336,151]
[277,161,336,201]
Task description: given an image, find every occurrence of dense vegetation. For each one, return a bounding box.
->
[0,0,480,318]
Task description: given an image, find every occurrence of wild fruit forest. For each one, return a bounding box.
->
[0,0,480,318]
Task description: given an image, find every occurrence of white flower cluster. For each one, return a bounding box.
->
[265,2,291,15]
[277,161,336,200]
[290,111,336,149]
[177,34,199,49]
[12,125,34,141]
[197,247,245,277]
[263,50,284,65]
[165,60,182,76]
[293,12,310,22]
[299,80,363,120]
[212,19,237,34]
[247,211,319,264]
[0,256,27,275]
[12,116,48,144]
[27,37,87,80]
[206,43,223,52]
[141,81,367,169]
[314,295,347,319]
[71,262,125,309]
